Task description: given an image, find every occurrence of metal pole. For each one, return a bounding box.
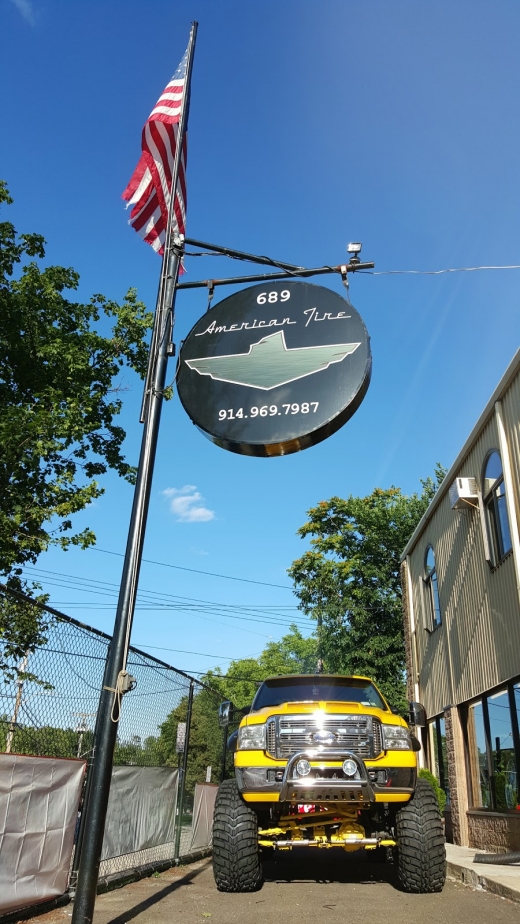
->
[71,241,183,923]
[177,261,375,290]
[174,681,194,860]
[184,236,305,271]
[71,25,197,924]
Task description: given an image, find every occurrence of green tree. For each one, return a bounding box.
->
[0,588,52,685]
[0,717,94,759]
[0,181,152,670]
[205,625,318,709]
[157,627,318,789]
[288,468,445,713]
[157,686,222,794]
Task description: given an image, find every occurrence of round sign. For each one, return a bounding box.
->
[177,280,371,457]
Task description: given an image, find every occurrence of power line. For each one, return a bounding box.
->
[88,546,293,590]
[23,567,309,633]
[132,643,261,661]
[360,264,520,277]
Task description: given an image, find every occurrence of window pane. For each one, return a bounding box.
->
[485,495,500,563]
[484,451,503,493]
[468,702,491,808]
[429,720,439,778]
[431,572,442,627]
[438,717,450,806]
[425,546,435,575]
[496,484,512,556]
[488,690,517,809]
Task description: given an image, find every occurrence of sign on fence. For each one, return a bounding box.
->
[176,721,187,753]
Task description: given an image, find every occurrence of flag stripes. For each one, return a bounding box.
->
[122,49,189,255]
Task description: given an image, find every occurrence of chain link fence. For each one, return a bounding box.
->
[0,584,225,898]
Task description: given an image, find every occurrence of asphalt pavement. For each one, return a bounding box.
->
[26,849,520,924]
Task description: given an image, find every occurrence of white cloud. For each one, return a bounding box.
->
[10,0,36,26]
[163,485,215,523]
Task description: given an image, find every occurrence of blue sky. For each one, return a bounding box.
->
[2,0,520,679]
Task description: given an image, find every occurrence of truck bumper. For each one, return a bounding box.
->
[235,750,416,804]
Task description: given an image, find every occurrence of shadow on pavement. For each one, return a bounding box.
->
[263,848,401,890]
[103,862,210,924]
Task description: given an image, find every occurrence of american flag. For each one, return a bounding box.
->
[122,48,189,255]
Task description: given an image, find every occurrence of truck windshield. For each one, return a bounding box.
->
[252,677,387,711]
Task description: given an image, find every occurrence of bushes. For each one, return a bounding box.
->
[418,767,447,814]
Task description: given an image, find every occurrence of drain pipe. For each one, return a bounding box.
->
[474,852,520,865]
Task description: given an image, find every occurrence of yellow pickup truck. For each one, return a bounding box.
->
[212,673,445,894]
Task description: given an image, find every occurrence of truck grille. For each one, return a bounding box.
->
[266,714,382,760]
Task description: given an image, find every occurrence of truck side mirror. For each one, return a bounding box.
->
[409,702,427,727]
[218,700,232,728]
[227,730,238,753]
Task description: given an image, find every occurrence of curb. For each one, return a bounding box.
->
[447,859,520,905]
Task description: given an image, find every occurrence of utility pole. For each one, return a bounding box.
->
[73,713,97,759]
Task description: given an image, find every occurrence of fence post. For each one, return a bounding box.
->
[174,680,194,860]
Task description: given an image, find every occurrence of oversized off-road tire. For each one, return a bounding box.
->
[396,779,446,893]
[212,778,263,892]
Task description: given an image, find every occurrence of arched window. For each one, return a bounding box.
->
[483,451,512,565]
[424,546,442,629]
[424,545,442,630]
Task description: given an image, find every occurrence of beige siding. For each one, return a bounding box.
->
[406,377,520,719]
[502,372,520,526]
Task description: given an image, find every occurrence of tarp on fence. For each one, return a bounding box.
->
[190,782,218,852]
[0,753,85,915]
[101,765,179,860]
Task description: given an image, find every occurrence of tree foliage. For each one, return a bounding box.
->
[0,180,153,579]
[204,625,318,709]
[0,588,52,685]
[157,627,318,790]
[288,468,446,713]
[157,687,223,795]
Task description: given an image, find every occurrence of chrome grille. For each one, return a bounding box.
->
[266,714,382,760]
[266,718,276,755]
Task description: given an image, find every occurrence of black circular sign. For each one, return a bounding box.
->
[177,280,371,457]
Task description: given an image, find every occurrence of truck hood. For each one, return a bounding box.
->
[243,701,407,728]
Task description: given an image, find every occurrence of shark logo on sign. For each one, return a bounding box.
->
[184,330,361,390]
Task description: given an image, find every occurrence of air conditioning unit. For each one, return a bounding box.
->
[449,476,478,510]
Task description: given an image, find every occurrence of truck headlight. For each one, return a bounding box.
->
[382,725,412,750]
[237,724,266,750]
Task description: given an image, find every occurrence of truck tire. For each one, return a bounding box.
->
[396,779,446,892]
[212,778,263,892]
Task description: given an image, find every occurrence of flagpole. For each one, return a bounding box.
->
[71,23,198,924]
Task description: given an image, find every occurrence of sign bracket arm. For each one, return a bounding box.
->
[177,261,375,291]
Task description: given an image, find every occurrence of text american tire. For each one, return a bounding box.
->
[396,779,446,893]
[212,778,263,892]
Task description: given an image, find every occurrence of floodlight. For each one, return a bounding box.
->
[347,242,362,254]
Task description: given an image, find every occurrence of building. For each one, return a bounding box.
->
[401,349,520,852]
